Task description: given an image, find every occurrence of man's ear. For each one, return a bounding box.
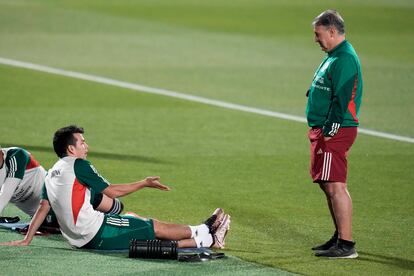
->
[329,27,337,37]
[67,145,75,155]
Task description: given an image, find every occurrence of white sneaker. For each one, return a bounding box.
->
[212,214,231,249]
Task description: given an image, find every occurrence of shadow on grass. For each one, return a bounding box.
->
[227,248,262,254]
[2,143,168,164]
[358,251,414,271]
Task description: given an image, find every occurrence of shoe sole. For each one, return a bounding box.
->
[222,214,230,230]
[316,251,359,259]
[328,252,358,259]
[211,208,225,231]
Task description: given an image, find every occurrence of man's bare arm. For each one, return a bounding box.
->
[0,199,51,246]
[103,176,171,199]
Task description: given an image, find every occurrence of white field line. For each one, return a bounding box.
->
[1,57,413,144]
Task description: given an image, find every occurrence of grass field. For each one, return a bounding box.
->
[0,1,413,275]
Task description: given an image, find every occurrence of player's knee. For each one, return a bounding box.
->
[325,182,347,197]
[152,220,164,238]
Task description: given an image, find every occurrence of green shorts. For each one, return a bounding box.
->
[82,214,156,250]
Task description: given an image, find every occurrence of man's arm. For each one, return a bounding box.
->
[73,159,170,198]
[323,55,358,137]
[0,178,20,214]
[103,176,170,199]
[0,200,50,246]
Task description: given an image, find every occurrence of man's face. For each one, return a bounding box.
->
[68,133,89,159]
[314,25,334,52]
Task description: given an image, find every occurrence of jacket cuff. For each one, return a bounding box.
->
[323,122,341,137]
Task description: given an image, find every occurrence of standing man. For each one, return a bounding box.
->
[1,125,230,250]
[306,10,363,258]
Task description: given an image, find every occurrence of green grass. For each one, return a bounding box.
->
[1,209,286,276]
[0,1,413,275]
[0,0,413,136]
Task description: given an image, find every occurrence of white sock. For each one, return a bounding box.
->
[189,224,209,238]
[194,233,213,248]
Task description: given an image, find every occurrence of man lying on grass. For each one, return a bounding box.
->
[1,125,230,250]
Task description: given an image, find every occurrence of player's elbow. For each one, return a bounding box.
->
[102,186,119,199]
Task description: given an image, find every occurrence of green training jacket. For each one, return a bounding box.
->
[306,40,363,137]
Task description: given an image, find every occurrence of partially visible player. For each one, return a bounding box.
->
[0,146,48,218]
[0,146,123,231]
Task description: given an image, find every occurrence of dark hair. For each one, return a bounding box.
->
[53,125,84,158]
[312,9,345,35]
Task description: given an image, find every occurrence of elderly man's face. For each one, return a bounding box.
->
[314,25,335,52]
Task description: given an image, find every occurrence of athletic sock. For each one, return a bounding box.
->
[107,198,124,215]
[338,238,355,248]
[189,224,209,238]
[194,233,213,248]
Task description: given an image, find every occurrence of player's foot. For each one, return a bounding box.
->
[204,208,225,234]
[211,214,231,249]
[312,232,338,251]
[315,240,358,259]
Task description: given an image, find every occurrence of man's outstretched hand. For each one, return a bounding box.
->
[144,176,171,191]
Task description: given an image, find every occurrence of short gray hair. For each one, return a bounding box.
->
[312,10,345,35]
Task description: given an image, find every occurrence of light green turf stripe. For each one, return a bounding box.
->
[1,56,413,144]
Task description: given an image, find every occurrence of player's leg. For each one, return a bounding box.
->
[311,127,357,255]
[152,219,213,248]
[83,209,230,250]
[324,181,352,241]
[129,208,230,248]
[319,127,357,243]
[152,219,192,240]
[319,182,338,233]
[311,183,339,251]
[309,129,339,251]
[315,181,357,258]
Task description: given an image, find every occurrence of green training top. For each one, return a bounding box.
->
[41,158,109,202]
[4,148,30,180]
[306,40,363,137]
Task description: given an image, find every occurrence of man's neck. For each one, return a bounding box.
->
[65,153,84,159]
[329,36,346,52]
